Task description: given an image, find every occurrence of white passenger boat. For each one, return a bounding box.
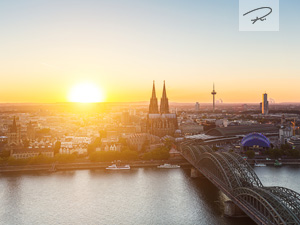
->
[254,163,266,167]
[106,164,130,170]
[157,163,180,169]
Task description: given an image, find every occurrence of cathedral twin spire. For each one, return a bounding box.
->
[149,81,169,114]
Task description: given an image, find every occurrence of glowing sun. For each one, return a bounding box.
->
[68,83,104,103]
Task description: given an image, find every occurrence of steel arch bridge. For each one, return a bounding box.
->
[179,140,300,225]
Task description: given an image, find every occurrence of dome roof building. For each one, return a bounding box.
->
[241,133,271,153]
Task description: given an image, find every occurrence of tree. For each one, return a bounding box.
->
[0,150,10,158]
[54,154,76,163]
[281,143,291,151]
[87,137,101,155]
[0,157,6,165]
[23,139,30,148]
[88,144,96,155]
[99,130,107,138]
[268,148,283,159]
[164,138,173,150]
[140,140,149,153]
[118,137,128,146]
[142,146,170,160]
[37,128,51,134]
[54,141,61,155]
[245,150,255,159]
[89,151,121,162]
[121,150,138,160]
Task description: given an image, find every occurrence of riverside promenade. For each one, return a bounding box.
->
[0,159,191,173]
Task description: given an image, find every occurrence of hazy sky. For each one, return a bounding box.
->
[0,0,300,103]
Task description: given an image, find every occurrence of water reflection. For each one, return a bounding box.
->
[1,167,297,225]
[1,176,22,225]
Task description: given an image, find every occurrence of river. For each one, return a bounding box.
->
[0,166,299,225]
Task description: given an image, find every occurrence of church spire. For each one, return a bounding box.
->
[11,116,17,132]
[160,81,169,114]
[152,80,156,98]
[149,81,159,114]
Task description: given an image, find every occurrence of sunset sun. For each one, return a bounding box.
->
[68,83,104,103]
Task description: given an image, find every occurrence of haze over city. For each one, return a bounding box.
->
[1,0,300,103]
[2,1,300,225]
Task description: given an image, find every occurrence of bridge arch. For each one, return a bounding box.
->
[179,141,300,224]
[196,152,233,189]
[266,186,300,221]
[222,152,263,188]
[235,187,300,225]
[180,143,197,162]
[214,153,243,189]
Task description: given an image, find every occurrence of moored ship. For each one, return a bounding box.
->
[106,164,130,170]
[254,163,267,167]
[157,163,180,169]
[274,160,282,167]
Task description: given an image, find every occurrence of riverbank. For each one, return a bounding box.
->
[247,159,300,166]
[2,158,300,173]
[0,159,191,173]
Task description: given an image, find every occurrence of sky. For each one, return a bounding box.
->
[0,0,300,103]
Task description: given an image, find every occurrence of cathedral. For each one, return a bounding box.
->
[147,81,178,137]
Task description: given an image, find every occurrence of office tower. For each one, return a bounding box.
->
[262,93,269,115]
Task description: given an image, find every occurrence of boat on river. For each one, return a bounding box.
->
[157,164,180,169]
[106,164,130,170]
[254,163,267,167]
[274,160,282,167]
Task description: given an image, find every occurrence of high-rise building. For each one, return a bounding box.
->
[195,102,200,111]
[262,93,269,115]
[147,81,178,137]
[211,83,217,112]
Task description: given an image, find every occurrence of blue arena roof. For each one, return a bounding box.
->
[241,133,271,148]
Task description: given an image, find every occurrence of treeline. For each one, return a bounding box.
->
[89,150,138,162]
[142,146,170,160]
[0,139,173,165]
[0,154,77,166]
[245,144,300,159]
[265,148,300,159]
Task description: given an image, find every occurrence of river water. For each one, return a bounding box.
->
[0,166,299,225]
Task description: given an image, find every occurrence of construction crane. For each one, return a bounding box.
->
[291,119,298,136]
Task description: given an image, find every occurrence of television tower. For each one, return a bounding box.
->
[211,83,217,112]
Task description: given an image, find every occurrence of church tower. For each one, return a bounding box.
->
[147,81,177,137]
[149,81,159,114]
[11,116,17,133]
[7,116,21,146]
[160,81,169,114]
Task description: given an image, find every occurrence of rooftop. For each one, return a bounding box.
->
[205,124,278,136]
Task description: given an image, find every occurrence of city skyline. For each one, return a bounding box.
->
[2,1,300,225]
[1,0,300,103]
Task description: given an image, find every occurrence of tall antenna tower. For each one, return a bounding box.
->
[211,83,217,113]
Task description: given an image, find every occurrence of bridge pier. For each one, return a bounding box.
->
[190,167,206,178]
[224,200,247,217]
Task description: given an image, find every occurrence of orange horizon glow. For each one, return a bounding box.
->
[0,81,299,104]
[1,1,300,104]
